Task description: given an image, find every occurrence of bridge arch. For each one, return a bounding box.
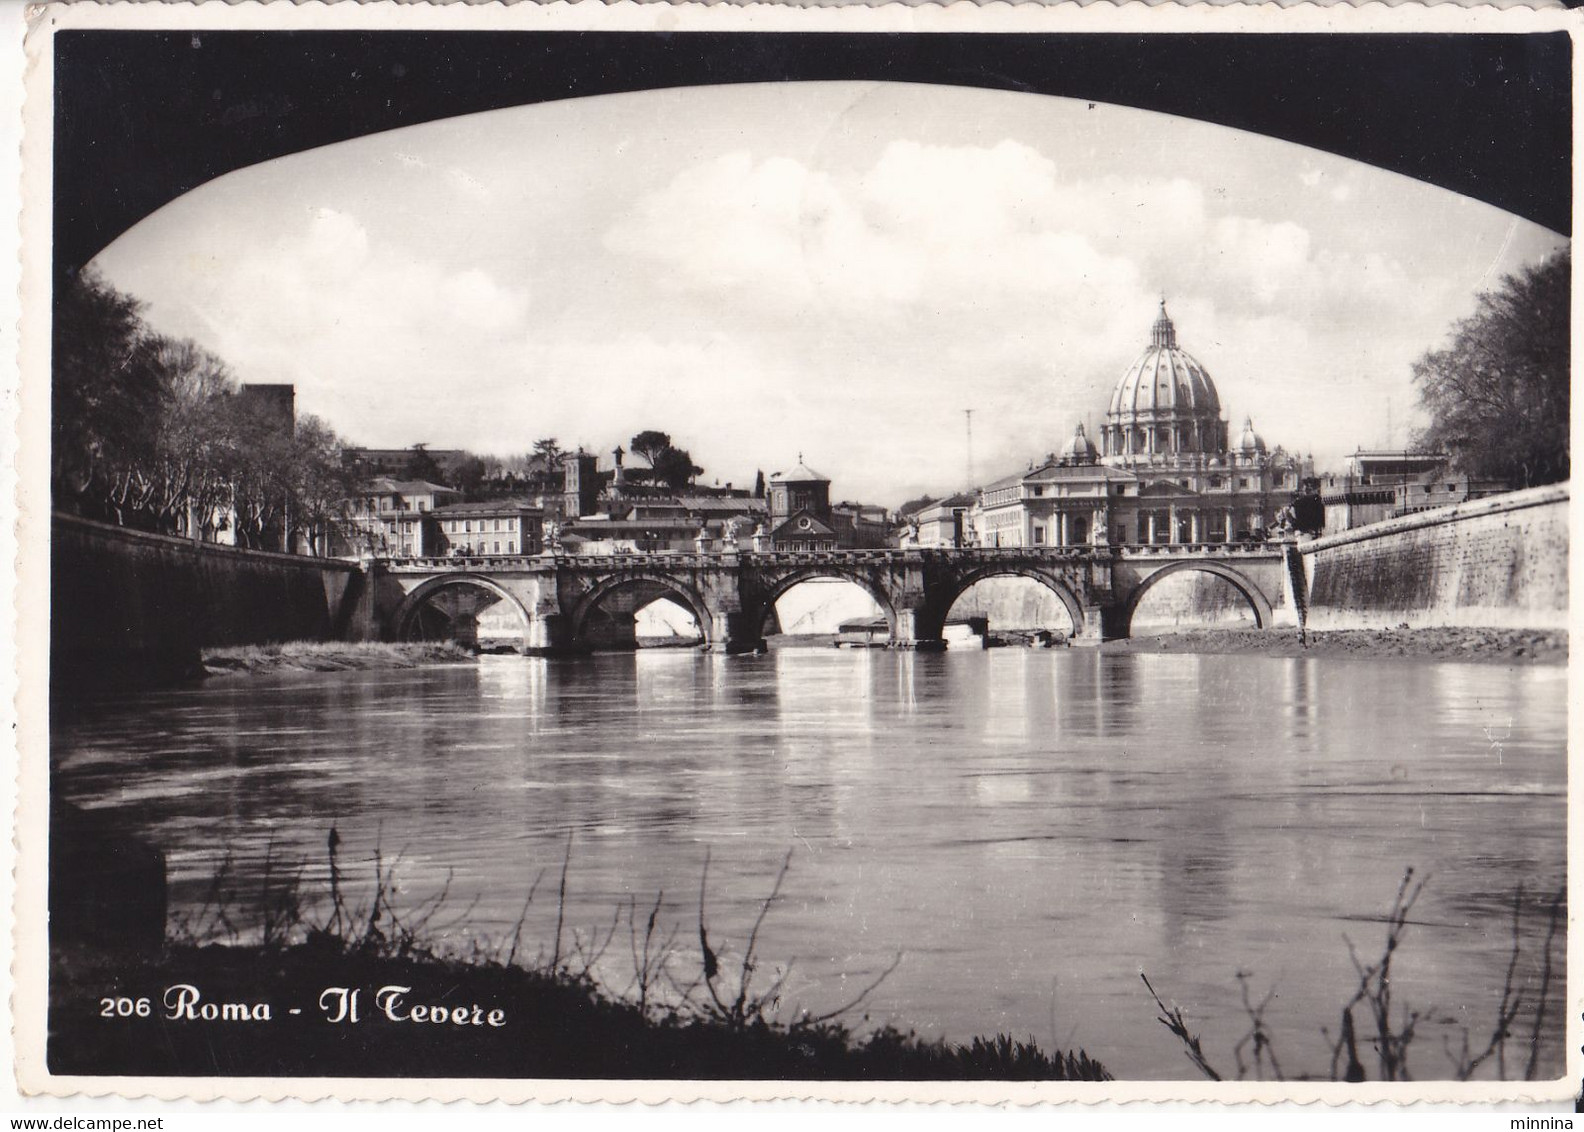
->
[1122,561,1273,636]
[570,571,715,650]
[932,565,1085,639]
[392,573,534,645]
[757,567,900,639]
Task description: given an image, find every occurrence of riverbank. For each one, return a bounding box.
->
[1105,626,1566,664]
[48,939,1108,1080]
[202,641,476,676]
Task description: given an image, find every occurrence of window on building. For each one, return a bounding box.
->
[1274,473,1286,486]
[464,520,471,532]
[494,542,501,554]
[1209,475,1223,488]
[1031,485,1043,496]
[1238,478,1250,489]
[1032,527,1045,545]
[507,541,515,554]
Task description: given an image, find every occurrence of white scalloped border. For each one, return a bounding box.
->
[9,0,1581,1110]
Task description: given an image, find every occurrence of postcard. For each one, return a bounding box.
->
[13,0,1577,1107]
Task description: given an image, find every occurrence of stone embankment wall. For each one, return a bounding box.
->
[1298,483,1568,631]
[53,514,365,687]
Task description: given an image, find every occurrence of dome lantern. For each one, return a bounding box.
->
[1060,422,1098,466]
[1151,299,1177,349]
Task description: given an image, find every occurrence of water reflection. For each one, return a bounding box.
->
[51,650,1566,1079]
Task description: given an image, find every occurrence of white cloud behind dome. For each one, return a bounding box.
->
[92,81,1565,506]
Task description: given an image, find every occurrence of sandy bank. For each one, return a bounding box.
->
[1104,626,1566,665]
[202,641,477,676]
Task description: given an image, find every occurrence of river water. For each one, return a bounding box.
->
[53,647,1566,1080]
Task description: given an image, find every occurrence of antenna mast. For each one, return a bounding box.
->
[964,409,975,489]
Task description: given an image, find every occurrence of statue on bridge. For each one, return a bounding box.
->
[544,521,563,555]
[722,517,742,549]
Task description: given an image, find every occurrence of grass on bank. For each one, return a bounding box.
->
[201,640,476,676]
[49,834,1110,1081]
[1141,868,1566,1083]
[51,830,1563,1083]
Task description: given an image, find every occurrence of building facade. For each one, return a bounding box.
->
[340,477,462,556]
[765,460,890,551]
[901,493,978,548]
[971,304,1304,548]
[767,460,839,551]
[433,500,544,557]
[1317,451,1509,534]
[344,446,471,482]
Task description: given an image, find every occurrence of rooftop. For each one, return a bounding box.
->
[433,499,542,515]
[1024,463,1137,483]
[673,496,769,512]
[769,459,830,483]
[365,477,459,496]
[566,518,729,533]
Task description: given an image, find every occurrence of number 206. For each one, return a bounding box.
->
[100,996,151,1018]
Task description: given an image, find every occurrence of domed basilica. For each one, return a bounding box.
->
[973,303,1306,548]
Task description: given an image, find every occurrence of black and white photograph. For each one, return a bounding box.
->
[15,4,1575,1107]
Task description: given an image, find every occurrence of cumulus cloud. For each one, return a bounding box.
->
[130,207,533,446]
[591,134,1541,496]
[96,85,1566,502]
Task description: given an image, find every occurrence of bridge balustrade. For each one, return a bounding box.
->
[386,555,548,571]
[1115,541,1275,557]
[384,542,1282,572]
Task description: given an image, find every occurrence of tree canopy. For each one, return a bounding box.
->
[652,446,702,491]
[625,429,703,490]
[1413,251,1569,488]
[532,437,565,466]
[629,430,672,468]
[52,271,357,551]
[401,444,442,483]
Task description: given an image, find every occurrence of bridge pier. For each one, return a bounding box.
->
[707,610,766,655]
[523,611,576,656]
[1071,607,1109,646]
[890,608,946,652]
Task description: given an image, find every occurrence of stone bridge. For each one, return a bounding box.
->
[361,543,1298,653]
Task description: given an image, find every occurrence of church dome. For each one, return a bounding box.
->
[1060,422,1098,465]
[1236,415,1267,455]
[1107,302,1222,420]
[1102,301,1226,462]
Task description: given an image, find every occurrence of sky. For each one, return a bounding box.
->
[92,81,1567,507]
